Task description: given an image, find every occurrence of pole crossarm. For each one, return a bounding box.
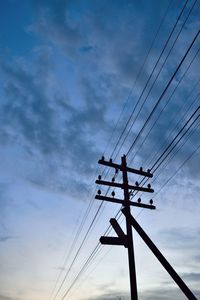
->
[95,195,156,209]
[100,236,128,247]
[95,194,124,205]
[98,158,153,178]
[95,179,122,188]
[121,207,198,300]
[100,218,128,248]
[95,179,154,193]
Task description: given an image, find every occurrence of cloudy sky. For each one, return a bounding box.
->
[0,0,200,299]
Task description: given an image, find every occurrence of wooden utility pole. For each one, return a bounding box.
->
[95,155,197,300]
[121,155,138,300]
[95,155,154,300]
[121,207,197,300]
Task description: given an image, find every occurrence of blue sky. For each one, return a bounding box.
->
[0,0,200,300]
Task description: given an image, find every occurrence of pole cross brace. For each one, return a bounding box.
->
[98,158,153,177]
[95,195,156,209]
[95,179,154,193]
[100,218,128,248]
[121,207,197,300]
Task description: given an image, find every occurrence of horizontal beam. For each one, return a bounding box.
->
[100,236,127,247]
[95,195,156,209]
[128,185,154,193]
[121,207,197,300]
[95,195,124,205]
[130,201,156,210]
[96,179,154,193]
[98,159,153,177]
[95,179,122,188]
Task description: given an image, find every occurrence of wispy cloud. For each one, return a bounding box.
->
[159,227,200,249]
[0,294,23,300]
[87,286,200,300]
[0,235,14,243]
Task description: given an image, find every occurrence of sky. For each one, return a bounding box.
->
[0,0,200,300]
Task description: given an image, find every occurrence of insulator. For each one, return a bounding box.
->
[147,169,150,173]
[112,191,115,197]
[135,181,139,186]
[112,177,115,182]
[140,167,143,171]
[115,168,119,174]
[101,156,105,161]
[138,197,141,203]
[109,158,112,163]
[98,175,102,180]
[98,189,101,195]
[149,199,153,205]
[147,183,151,189]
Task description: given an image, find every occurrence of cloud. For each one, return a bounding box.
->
[140,286,200,300]
[0,2,200,300]
[182,272,200,283]
[0,235,14,243]
[0,294,23,300]
[86,290,129,300]
[86,286,200,300]
[2,0,199,182]
[159,227,200,250]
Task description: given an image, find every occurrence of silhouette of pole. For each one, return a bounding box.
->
[122,207,197,300]
[121,155,138,300]
[96,155,153,299]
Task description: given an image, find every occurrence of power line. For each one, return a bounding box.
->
[106,0,174,159]
[152,104,200,172]
[59,111,200,299]
[49,1,198,298]
[130,46,200,163]
[126,29,200,157]
[52,201,104,300]
[154,141,200,198]
[63,134,200,296]
[111,0,190,160]
[142,79,200,169]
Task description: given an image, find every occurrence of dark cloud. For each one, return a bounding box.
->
[28,0,172,81]
[159,227,200,250]
[0,235,14,243]
[140,286,200,300]
[0,1,200,300]
[182,272,200,283]
[0,0,199,219]
[87,286,200,300]
[0,295,23,300]
[0,45,111,197]
[86,290,129,300]
[193,255,200,263]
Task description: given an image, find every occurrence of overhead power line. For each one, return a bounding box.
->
[111,0,190,160]
[50,2,199,299]
[126,29,200,157]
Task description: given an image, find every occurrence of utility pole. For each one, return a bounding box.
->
[95,155,154,300]
[121,207,197,300]
[95,155,197,300]
[122,155,138,300]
